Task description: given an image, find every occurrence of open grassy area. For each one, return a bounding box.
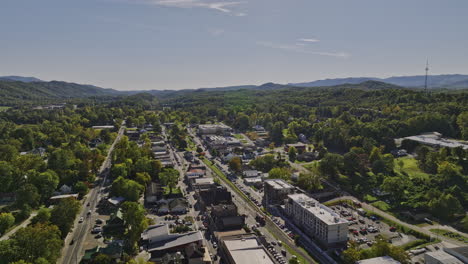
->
[394,157,431,180]
[430,229,468,244]
[233,134,244,140]
[163,186,181,195]
[371,201,391,211]
[364,194,378,202]
[185,137,196,151]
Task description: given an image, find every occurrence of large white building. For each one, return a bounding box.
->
[285,193,348,248]
[198,124,233,135]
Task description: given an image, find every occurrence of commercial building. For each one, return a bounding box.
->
[285,193,348,248]
[263,179,294,207]
[220,235,275,264]
[444,247,468,263]
[193,178,215,190]
[356,256,401,264]
[209,204,245,231]
[198,124,233,135]
[424,250,463,264]
[401,132,468,150]
[198,185,232,211]
[141,224,204,261]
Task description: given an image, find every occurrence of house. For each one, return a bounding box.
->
[59,184,72,194]
[252,125,266,132]
[126,130,140,141]
[284,143,307,153]
[107,209,125,228]
[107,196,126,207]
[223,153,239,163]
[30,147,47,156]
[184,151,194,161]
[298,133,308,143]
[243,177,263,188]
[296,151,319,162]
[243,170,261,178]
[141,224,203,261]
[89,138,103,148]
[156,198,189,215]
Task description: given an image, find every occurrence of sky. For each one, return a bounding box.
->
[1,0,467,90]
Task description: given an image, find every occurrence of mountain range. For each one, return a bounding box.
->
[0,74,467,104]
[290,74,468,89]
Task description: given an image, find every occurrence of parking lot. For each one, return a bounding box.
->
[329,204,418,249]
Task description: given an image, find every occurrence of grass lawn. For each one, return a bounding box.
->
[394,157,430,180]
[371,201,391,211]
[163,186,181,195]
[364,194,378,202]
[430,229,468,244]
[233,134,244,140]
[302,161,319,171]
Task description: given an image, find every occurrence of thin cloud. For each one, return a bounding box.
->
[298,38,320,43]
[257,41,349,58]
[149,0,244,13]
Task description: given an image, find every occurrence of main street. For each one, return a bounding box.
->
[59,123,125,264]
[187,128,323,264]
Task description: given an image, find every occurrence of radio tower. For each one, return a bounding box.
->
[424,59,429,92]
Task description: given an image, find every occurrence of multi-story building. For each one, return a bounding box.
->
[285,193,348,248]
[263,179,295,207]
[220,234,275,264]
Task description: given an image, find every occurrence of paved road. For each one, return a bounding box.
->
[59,123,125,264]
[0,212,38,241]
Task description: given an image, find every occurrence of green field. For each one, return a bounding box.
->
[233,134,244,140]
[394,157,431,179]
[371,200,391,211]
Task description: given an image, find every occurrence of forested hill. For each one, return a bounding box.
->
[291,74,468,89]
[0,80,121,104]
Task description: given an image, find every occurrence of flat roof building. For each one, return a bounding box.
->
[198,124,233,135]
[425,250,464,264]
[220,235,275,264]
[285,193,348,248]
[263,179,294,207]
[356,256,401,264]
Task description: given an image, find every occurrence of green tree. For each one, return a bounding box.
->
[50,198,81,237]
[16,184,40,208]
[159,169,179,194]
[11,224,63,263]
[31,207,51,225]
[288,146,297,162]
[29,170,59,201]
[73,181,89,197]
[297,172,322,191]
[318,153,343,180]
[428,193,463,221]
[457,111,468,140]
[0,213,15,235]
[228,157,242,173]
[135,172,151,186]
[268,167,290,181]
[121,202,148,253]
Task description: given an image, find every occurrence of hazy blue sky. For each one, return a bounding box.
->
[1,0,467,90]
